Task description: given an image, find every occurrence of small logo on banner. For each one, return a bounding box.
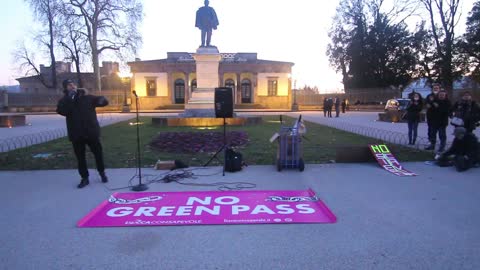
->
[109,195,163,204]
[369,144,417,177]
[266,196,319,202]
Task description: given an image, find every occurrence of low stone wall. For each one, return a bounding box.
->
[0,115,26,127]
[152,116,263,127]
[255,96,290,110]
[378,111,426,123]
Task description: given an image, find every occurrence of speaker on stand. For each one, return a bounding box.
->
[203,87,234,176]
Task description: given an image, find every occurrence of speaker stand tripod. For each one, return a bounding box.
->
[203,117,227,176]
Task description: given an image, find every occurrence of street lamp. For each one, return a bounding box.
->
[292,78,299,111]
[118,72,132,112]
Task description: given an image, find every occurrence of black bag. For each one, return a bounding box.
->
[225,148,243,172]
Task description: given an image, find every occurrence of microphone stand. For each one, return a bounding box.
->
[130,90,148,191]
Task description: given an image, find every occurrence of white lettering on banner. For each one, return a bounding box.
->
[232,205,250,215]
[251,205,276,215]
[215,196,240,205]
[186,197,211,205]
[105,204,317,218]
[157,206,175,216]
[276,204,295,214]
[133,207,157,217]
[107,207,134,217]
[186,196,240,205]
[194,206,220,216]
[176,206,193,216]
[297,204,315,214]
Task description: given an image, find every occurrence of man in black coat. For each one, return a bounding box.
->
[437,127,479,172]
[425,83,441,150]
[56,79,109,188]
[430,91,451,152]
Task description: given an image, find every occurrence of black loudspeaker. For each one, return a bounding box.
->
[214,87,233,118]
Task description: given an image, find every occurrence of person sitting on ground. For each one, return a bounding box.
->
[436,127,479,172]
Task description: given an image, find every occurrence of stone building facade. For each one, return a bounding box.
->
[16,61,122,94]
[128,52,294,110]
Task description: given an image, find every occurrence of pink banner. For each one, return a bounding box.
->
[78,189,336,227]
[369,144,417,176]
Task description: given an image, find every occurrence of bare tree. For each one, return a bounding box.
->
[419,0,462,96]
[13,42,51,88]
[58,11,89,88]
[67,0,143,91]
[24,0,62,89]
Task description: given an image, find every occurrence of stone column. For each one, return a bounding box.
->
[167,72,173,104]
[236,73,241,104]
[183,46,222,117]
[185,72,190,102]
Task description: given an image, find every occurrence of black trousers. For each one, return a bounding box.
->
[428,124,447,146]
[72,138,105,178]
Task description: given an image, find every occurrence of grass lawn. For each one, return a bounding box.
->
[0,116,431,170]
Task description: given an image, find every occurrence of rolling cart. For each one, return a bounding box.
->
[276,116,305,172]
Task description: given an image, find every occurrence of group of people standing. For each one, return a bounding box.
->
[323,97,348,118]
[404,83,480,171]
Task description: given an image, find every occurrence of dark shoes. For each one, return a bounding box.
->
[425,144,435,150]
[438,144,446,153]
[100,172,108,183]
[77,178,89,189]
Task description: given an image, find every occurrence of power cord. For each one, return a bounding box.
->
[103,167,256,192]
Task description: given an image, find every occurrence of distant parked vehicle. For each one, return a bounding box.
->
[384,98,410,112]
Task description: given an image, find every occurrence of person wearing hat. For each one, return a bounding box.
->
[436,127,479,172]
[56,79,109,188]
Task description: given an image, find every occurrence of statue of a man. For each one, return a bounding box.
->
[195,0,219,47]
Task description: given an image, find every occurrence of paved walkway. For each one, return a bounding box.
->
[0,113,176,152]
[1,164,479,270]
[2,111,479,152]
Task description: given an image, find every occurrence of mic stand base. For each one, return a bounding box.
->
[131,183,149,192]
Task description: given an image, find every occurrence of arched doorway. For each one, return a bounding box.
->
[174,79,185,104]
[241,79,252,103]
[225,79,235,103]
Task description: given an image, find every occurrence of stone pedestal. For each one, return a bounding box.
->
[183,46,221,117]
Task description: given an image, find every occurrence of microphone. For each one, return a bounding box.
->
[132,90,138,97]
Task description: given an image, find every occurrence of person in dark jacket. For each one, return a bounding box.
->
[327,97,333,118]
[425,83,441,150]
[436,127,479,172]
[341,99,347,113]
[405,93,423,145]
[334,96,341,117]
[56,79,109,188]
[430,90,451,152]
[451,91,480,133]
[323,98,328,117]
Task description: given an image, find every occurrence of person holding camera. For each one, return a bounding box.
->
[56,79,109,188]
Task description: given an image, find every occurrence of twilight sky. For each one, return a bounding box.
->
[0,0,475,92]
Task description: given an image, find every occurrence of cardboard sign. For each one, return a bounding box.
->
[78,189,337,227]
[369,144,417,176]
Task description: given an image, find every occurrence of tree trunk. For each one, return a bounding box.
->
[92,40,101,91]
[48,8,57,90]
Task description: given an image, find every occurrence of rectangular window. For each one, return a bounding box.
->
[268,79,278,96]
[146,79,157,96]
